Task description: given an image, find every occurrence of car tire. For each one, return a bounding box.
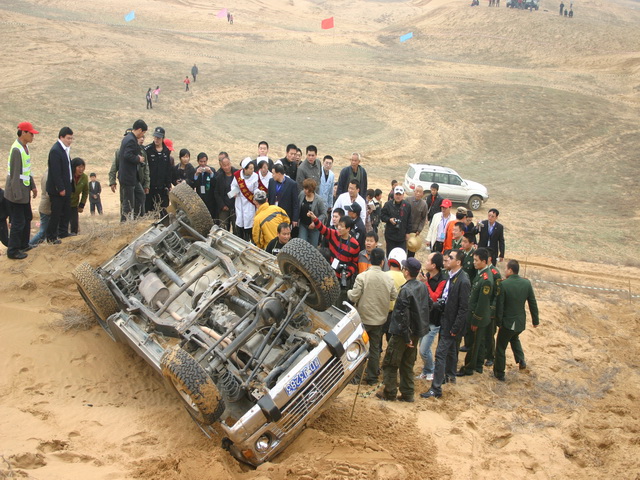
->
[277,238,340,312]
[72,262,119,324]
[468,195,483,211]
[169,182,214,236]
[161,345,225,425]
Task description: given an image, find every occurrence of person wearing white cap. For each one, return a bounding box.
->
[229,157,259,241]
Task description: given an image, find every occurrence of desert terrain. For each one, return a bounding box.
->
[1,0,639,478]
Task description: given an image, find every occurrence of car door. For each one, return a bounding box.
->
[446,174,467,202]
[431,172,451,199]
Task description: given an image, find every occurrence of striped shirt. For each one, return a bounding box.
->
[314,218,359,278]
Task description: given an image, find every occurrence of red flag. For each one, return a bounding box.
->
[321,17,334,29]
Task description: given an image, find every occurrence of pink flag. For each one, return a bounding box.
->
[321,17,334,29]
[216,8,228,18]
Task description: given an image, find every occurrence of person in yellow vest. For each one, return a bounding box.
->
[252,189,289,249]
[5,122,39,259]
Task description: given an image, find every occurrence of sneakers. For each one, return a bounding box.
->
[416,373,434,381]
[420,389,442,399]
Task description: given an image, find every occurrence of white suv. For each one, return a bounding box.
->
[403,164,489,210]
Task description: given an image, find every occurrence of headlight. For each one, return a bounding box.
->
[346,342,361,362]
[255,434,271,453]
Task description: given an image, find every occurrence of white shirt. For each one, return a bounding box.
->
[57,139,72,181]
[332,192,366,223]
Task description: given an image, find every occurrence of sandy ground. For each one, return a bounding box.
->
[1,0,640,478]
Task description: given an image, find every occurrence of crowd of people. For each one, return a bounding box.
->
[2,118,539,403]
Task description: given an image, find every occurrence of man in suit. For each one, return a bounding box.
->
[268,164,299,229]
[336,152,367,199]
[88,173,102,215]
[475,208,505,265]
[119,120,148,219]
[46,126,74,244]
[421,249,471,399]
[493,259,539,381]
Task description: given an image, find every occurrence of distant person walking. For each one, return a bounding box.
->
[184,76,190,91]
[89,173,102,215]
[227,11,231,22]
[153,86,160,102]
[559,1,564,15]
[191,64,198,82]
[146,88,153,109]
[229,14,234,24]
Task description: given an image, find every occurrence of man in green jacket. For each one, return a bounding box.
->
[493,259,539,381]
[457,247,493,376]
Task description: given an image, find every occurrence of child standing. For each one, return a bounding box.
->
[184,76,190,91]
[89,172,103,215]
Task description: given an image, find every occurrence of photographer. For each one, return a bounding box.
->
[308,210,359,306]
[380,186,411,255]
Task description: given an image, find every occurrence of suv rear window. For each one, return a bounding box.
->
[407,167,416,179]
[419,171,433,182]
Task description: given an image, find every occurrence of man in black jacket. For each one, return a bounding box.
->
[279,144,298,180]
[144,126,172,214]
[426,183,443,223]
[475,208,505,265]
[378,257,429,402]
[268,164,299,228]
[380,186,411,255]
[46,127,73,243]
[119,120,148,219]
[336,152,367,199]
[214,156,237,232]
[421,249,471,399]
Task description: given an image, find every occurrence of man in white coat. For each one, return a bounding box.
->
[426,198,455,253]
[230,157,259,241]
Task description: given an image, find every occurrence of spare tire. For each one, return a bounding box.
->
[161,345,225,425]
[169,182,214,236]
[277,238,339,311]
[73,262,119,324]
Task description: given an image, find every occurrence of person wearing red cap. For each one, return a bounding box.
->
[426,198,455,253]
[5,122,39,259]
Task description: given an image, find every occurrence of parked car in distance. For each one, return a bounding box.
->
[403,164,489,210]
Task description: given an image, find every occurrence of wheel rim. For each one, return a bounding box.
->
[170,376,199,412]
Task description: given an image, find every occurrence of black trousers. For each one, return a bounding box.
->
[47,194,70,241]
[431,334,458,395]
[385,237,406,256]
[6,200,32,256]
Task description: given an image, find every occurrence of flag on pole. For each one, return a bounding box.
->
[400,32,413,42]
[321,17,334,29]
[216,8,228,19]
[124,11,135,22]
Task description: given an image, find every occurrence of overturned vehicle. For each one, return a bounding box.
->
[73,182,369,466]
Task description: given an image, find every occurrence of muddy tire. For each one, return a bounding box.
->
[277,238,339,311]
[169,182,213,236]
[468,195,483,211]
[73,262,119,323]
[161,345,225,425]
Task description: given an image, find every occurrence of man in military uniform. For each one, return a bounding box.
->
[459,232,476,352]
[457,247,493,376]
[483,253,502,367]
[493,259,539,381]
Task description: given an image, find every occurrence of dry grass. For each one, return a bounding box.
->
[49,307,96,333]
[0,456,16,479]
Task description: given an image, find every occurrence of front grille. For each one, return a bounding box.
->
[276,356,345,433]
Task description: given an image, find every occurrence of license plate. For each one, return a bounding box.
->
[284,357,320,396]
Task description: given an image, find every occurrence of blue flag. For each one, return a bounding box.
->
[124,11,135,22]
[400,32,413,43]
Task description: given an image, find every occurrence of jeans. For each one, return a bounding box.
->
[431,334,459,395]
[6,200,32,256]
[298,223,320,247]
[29,213,50,246]
[419,324,441,375]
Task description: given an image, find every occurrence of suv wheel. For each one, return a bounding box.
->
[161,345,225,425]
[468,195,483,211]
[277,238,340,311]
[169,182,214,236]
[72,262,118,325]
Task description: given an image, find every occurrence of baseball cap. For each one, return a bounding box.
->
[164,138,175,151]
[441,198,452,208]
[402,257,422,274]
[17,121,39,134]
[153,126,165,138]
[394,186,405,195]
[253,189,267,202]
[344,202,362,214]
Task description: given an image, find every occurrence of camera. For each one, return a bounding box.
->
[336,264,349,288]
[433,298,446,313]
[393,218,402,228]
